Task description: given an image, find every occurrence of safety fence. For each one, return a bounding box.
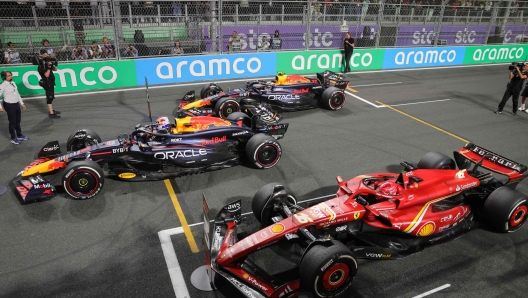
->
[0,0,528,65]
[3,43,526,97]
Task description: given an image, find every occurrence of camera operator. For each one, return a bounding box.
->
[38,49,60,118]
[495,63,528,116]
[71,44,88,61]
[122,44,138,58]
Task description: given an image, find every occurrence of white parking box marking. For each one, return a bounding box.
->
[412,284,451,298]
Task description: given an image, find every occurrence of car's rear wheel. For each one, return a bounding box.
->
[320,87,346,110]
[66,129,102,152]
[252,182,296,226]
[200,84,223,98]
[300,241,358,298]
[417,151,456,169]
[246,134,282,169]
[62,160,104,200]
[215,97,241,119]
[483,186,528,233]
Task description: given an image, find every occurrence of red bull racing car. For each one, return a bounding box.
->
[205,143,527,298]
[177,71,348,120]
[13,114,288,203]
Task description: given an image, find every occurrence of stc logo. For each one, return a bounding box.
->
[13,66,118,90]
[412,28,478,44]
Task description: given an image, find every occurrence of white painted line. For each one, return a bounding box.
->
[350,82,403,88]
[158,227,190,298]
[412,284,451,298]
[388,99,451,107]
[345,91,384,108]
[20,63,509,100]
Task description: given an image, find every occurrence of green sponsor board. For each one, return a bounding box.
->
[276,49,385,74]
[0,60,137,97]
[463,45,528,64]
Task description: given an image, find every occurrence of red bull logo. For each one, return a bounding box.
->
[189,117,232,131]
[293,88,309,94]
[47,161,66,171]
[201,135,227,146]
[284,75,311,84]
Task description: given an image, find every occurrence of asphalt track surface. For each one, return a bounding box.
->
[1,64,528,298]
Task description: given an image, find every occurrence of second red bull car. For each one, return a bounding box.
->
[177,71,349,119]
[205,143,527,298]
[13,114,288,203]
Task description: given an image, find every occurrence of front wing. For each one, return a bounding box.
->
[13,174,56,203]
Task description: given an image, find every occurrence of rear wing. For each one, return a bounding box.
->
[317,70,349,90]
[454,143,527,185]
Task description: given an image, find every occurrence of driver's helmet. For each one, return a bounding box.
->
[377,181,403,196]
[156,116,171,131]
[275,71,286,85]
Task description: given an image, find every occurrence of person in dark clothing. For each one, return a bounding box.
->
[270,30,282,50]
[38,49,60,118]
[495,63,528,116]
[343,32,355,73]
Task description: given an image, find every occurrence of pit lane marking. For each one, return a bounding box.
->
[388,99,451,107]
[345,91,384,108]
[350,82,403,88]
[376,101,470,143]
[158,193,335,298]
[164,179,199,253]
[412,284,451,298]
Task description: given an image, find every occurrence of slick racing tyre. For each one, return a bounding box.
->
[227,111,252,127]
[417,151,456,169]
[252,182,296,226]
[300,241,358,298]
[246,134,282,169]
[321,87,346,110]
[62,160,105,200]
[66,129,102,152]
[215,97,241,119]
[200,84,223,98]
[483,186,528,233]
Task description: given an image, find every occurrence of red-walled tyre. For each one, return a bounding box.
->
[62,160,104,200]
[321,87,346,110]
[300,241,358,298]
[246,134,282,169]
[215,97,241,119]
[484,186,528,233]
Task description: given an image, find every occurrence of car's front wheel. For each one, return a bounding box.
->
[300,241,358,298]
[62,160,105,200]
[215,97,241,119]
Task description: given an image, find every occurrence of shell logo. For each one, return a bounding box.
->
[418,222,436,236]
[270,223,285,234]
[243,273,249,279]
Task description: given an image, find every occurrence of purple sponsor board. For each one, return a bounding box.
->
[204,25,378,52]
[395,25,491,46]
[502,25,528,43]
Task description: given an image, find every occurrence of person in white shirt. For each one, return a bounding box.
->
[0,71,29,145]
[4,42,22,64]
[258,36,270,51]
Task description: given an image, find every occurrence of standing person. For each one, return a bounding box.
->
[518,70,528,113]
[38,49,60,118]
[258,36,270,51]
[4,42,22,64]
[101,0,111,24]
[171,41,184,55]
[495,64,528,116]
[228,31,241,53]
[270,30,282,50]
[343,32,355,73]
[0,71,29,145]
[101,37,116,59]
[90,0,99,25]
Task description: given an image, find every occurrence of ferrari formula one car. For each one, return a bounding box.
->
[205,143,527,298]
[13,114,288,203]
[177,71,349,120]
